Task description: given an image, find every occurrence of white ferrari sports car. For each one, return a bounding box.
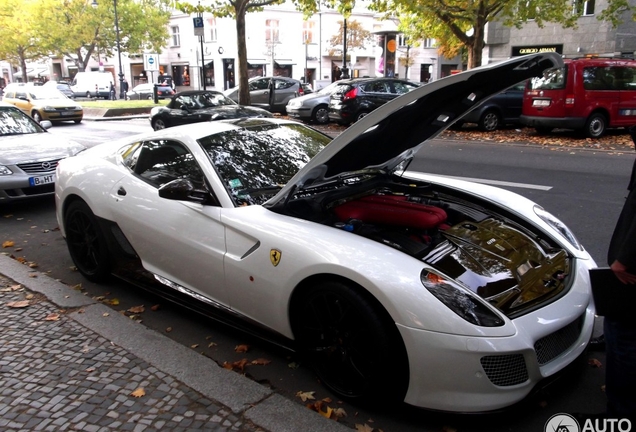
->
[56,52,596,412]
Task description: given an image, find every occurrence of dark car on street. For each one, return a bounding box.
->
[127,83,175,100]
[328,78,420,125]
[454,81,526,131]
[149,90,273,130]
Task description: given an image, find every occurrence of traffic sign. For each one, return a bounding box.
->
[143,53,159,72]
[193,17,204,37]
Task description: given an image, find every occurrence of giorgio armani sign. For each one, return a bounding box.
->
[512,45,563,56]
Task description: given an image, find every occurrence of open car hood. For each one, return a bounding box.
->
[268,53,563,205]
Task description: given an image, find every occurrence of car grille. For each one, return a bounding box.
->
[4,184,55,197]
[534,315,584,365]
[17,159,61,174]
[480,354,529,387]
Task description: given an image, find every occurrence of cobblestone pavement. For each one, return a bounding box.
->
[0,275,262,432]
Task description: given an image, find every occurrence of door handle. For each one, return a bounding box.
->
[117,186,127,196]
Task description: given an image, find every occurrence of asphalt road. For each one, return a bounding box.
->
[2,119,631,432]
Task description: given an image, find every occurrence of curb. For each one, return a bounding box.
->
[0,253,350,432]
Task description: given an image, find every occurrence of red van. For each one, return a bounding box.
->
[520,57,636,137]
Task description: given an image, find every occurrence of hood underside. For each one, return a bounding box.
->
[268,52,564,208]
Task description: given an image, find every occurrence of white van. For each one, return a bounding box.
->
[70,72,114,99]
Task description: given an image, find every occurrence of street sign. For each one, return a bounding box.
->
[193,17,204,37]
[143,53,159,72]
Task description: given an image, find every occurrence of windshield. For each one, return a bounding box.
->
[30,89,68,100]
[185,92,236,108]
[198,123,331,205]
[528,66,566,90]
[0,107,43,135]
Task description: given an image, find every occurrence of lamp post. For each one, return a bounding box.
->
[341,18,349,79]
[92,0,125,99]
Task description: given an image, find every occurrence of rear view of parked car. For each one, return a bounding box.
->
[456,81,526,131]
[126,83,175,100]
[520,57,636,138]
[328,78,419,125]
[224,76,304,113]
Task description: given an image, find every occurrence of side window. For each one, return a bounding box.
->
[124,140,206,189]
[16,91,27,99]
[393,81,418,94]
[365,81,390,93]
[583,66,616,90]
[275,80,294,90]
[250,79,269,91]
[612,67,636,90]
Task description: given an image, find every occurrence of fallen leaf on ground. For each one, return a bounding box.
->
[223,358,249,372]
[150,304,160,311]
[85,367,96,372]
[6,300,30,308]
[235,344,249,353]
[44,313,60,321]
[130,388,145,398]
[355,424,374,432]
[333,407,347,418]
[251,358,271,365]
[127,305,145,314]
[25,294,34,300]
[28,274,37,278]
[2,240,15,248]
[589,358,603,368]
[208,342,217,348]
[165,327,172,332]
[296,391,315,402]
[191,344,199,349]
[28,262,38,268]
[107,298,120,306]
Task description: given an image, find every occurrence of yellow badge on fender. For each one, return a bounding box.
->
[270,249,282,267]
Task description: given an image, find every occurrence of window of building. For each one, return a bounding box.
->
[265,19,279,43]
[302,21,315,43]
[574,0,595,16]
[207,17,217,42]
[423,38,436,48]
[171,26,180,47]
[397,34,409,47]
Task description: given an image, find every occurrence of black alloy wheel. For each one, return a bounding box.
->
[355,111,370,122]
[152,118,167,130]
[478,109,501,131]
[64,200,111,283]
[291,281,409,402]
[311,105,329,124]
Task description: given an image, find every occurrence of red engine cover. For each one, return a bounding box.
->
[334,195,447,229]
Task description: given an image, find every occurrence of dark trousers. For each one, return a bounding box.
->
[604,317,636,420]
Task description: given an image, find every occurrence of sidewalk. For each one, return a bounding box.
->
[0,254,349,432]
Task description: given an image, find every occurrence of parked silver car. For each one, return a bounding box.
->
[286,81,341,124]
[0,102,85,202]
[223,76,304,113]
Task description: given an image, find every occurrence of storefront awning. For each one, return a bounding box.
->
[247,59,267,66]
[275,60,296,67]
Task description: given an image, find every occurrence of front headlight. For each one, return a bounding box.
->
[0,166,13,175]
[421,270,504,327]
[43,106,57,112]
[533,205,582,250]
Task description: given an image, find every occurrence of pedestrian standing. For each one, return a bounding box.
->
[109,82,116,100]
[122,79,129,99]
[603,124,636,421]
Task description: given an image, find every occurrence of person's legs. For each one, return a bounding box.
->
[604,317,636,420]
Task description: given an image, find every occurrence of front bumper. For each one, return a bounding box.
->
[398,258,595,412]
[0,174,55,201]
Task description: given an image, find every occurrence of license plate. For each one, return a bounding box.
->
[29,174,55,186]
[532,99,550,107]
[61,111,74,116]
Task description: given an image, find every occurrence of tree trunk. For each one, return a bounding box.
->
[19,53,27,83]
[236,1,250,106]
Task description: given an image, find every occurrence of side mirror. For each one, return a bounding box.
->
[40,120,53,130]
[158,178,215,204]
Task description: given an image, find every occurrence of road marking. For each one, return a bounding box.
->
[443,175,553,190]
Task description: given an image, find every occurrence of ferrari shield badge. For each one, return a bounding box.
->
[270,249,282,267]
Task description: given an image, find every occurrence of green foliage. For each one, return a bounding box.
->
[328,19,373,55]
[6,0,173,73]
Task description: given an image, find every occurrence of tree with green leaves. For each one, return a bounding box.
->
[178,0,285,105]
[0,0,51,82]
[35,0,171,73]
[370,0,636,69]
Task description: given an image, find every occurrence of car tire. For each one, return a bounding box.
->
[147,95,153,100]
[64,200,111,283]
[584,113,607,138]
[478,109,501,131]
[355,111,370,122]
[86,91,91,98]
[291,280,409,402]
[74,119,82,124]
[32,111,42,123]
[311,105,329,124]
[152,118,167,130]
